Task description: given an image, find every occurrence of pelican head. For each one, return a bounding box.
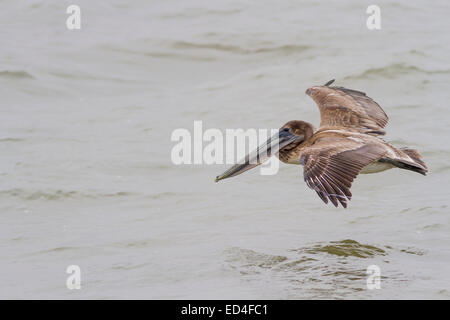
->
[215,120,314,182]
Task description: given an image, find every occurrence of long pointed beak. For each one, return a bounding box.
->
[215,129,303,182]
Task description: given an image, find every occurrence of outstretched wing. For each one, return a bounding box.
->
[300,135,386,208]
[306,80,388,135]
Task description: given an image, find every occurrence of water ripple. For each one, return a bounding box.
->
[224,240,422,298]
[345,63,450,80]
[172,41,312,55]
[0,188,136,201]
[0,70,34,79]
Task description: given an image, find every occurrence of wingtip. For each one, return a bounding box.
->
[324,79,335,86]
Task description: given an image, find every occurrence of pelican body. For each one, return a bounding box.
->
[215,80,428,208]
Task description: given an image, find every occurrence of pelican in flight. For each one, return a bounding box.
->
[215,80,428,208]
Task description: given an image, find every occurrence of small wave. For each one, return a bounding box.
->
[408,49,427,57]
[0,188,136,201]
[225,248,287,271]
[99,41,310,61]
[41,246,80,253]
[0,137,26,142]
[400,248,425,256]
[0,188,183,201]
[301,239,386,258]
[9,236,29,242]
[48,71,144,83]
[149,191,178,200]
[345,63,450,80]
[117,240,151,248]
[422,223,443,231]
[26,245,106,258]
[111,262,149,271]
[171,41,311,55]
[415,205,448,214]
[0,70,34,79]
[162,8,242,19]
[98,44,217,62]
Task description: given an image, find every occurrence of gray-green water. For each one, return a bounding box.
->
[1,0,450,299]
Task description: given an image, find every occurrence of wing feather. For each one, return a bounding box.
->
[306,83,388,135]
[301,137,385,208]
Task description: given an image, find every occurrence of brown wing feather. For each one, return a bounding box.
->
[300,138,386,208]
[306,84,388,135]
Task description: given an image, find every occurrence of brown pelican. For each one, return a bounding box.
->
[215,80,428,208]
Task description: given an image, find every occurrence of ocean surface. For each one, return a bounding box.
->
[1,0,450,299]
